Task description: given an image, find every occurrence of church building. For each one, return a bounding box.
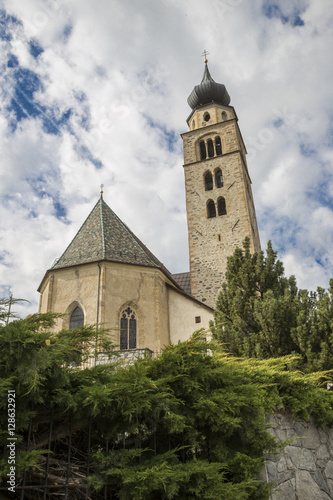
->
[37,59,260,358]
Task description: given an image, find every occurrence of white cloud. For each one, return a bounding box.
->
[0,0,332,318]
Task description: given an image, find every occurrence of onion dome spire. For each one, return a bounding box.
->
[187,59,230,110]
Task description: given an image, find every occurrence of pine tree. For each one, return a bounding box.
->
[213,239,333,372]
[291,282,333,371]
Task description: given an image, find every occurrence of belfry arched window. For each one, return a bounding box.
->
[207,200,216,219]
[204,171,213,191]
[199,141,206,160]
[207,139,214,158]
[215,136,222,156]
[218,197,227,216]
[215,168,223,188]
[69,306,84,330]
[120,307,137,350]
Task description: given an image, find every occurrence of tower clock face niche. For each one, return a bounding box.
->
[182,61,261,308]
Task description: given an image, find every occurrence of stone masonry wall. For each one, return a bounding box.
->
[182,109,260,308]
[263,411,333,500]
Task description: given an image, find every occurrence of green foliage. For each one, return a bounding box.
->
[213,238,333,372]
[291,283,333,371]
[1,313,333,498]
[0,296,28,326]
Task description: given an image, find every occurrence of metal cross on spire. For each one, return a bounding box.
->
[100,184,104,198]
[201,49,210,63]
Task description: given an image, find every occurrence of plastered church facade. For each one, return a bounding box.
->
[38,61,260,356]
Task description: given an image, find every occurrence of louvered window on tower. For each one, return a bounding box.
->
[204,171,213,191]
[215,136,222,156]
[69,306,84,330]
[207,200,216,218]
[120,307,137,350]
[207,139,214,158]
[218,197,227,216]
[199,141,206,160]
[215,168,223,188]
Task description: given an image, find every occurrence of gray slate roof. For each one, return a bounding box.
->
[52,197,165,270]
[172,272,191,295]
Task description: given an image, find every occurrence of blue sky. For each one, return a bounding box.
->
[0,0,332,316]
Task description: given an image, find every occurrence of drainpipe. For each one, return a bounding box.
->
[95,262,102,366]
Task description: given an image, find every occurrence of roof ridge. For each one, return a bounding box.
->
[51,198,101,269]
[100,198,106,260]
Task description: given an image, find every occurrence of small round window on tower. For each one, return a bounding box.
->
[204,112,210,122]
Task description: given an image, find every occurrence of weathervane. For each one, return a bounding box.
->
[100,184,104,198]
[201,49,209,63]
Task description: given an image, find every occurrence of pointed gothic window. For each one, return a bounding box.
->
[69,306,84,330]
[120,307,137,350]
[207,200,216,218]
[218,197,227,216]
[215,137,222,156]
[215,168,223,188]
[199,141,206,160]
[207,139,214,158]
[204,171,213,191]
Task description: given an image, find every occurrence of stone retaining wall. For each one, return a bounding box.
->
[263,411,333,499]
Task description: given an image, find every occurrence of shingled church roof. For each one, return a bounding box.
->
[52,196,167,271]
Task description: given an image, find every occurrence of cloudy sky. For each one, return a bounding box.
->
[0,0,332,317]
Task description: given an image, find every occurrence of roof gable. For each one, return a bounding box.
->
[52,198,162,270]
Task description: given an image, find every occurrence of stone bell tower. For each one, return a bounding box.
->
[182,59,261,308]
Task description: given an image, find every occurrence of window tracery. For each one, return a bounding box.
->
[120,307,137,350]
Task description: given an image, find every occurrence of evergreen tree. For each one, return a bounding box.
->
[213,238,333,372]
[1,312,333,499]
[0,296,27,326]
[291,283,333,371]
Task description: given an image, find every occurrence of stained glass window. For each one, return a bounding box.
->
[70,306,84,330]
[120,308,137,350]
